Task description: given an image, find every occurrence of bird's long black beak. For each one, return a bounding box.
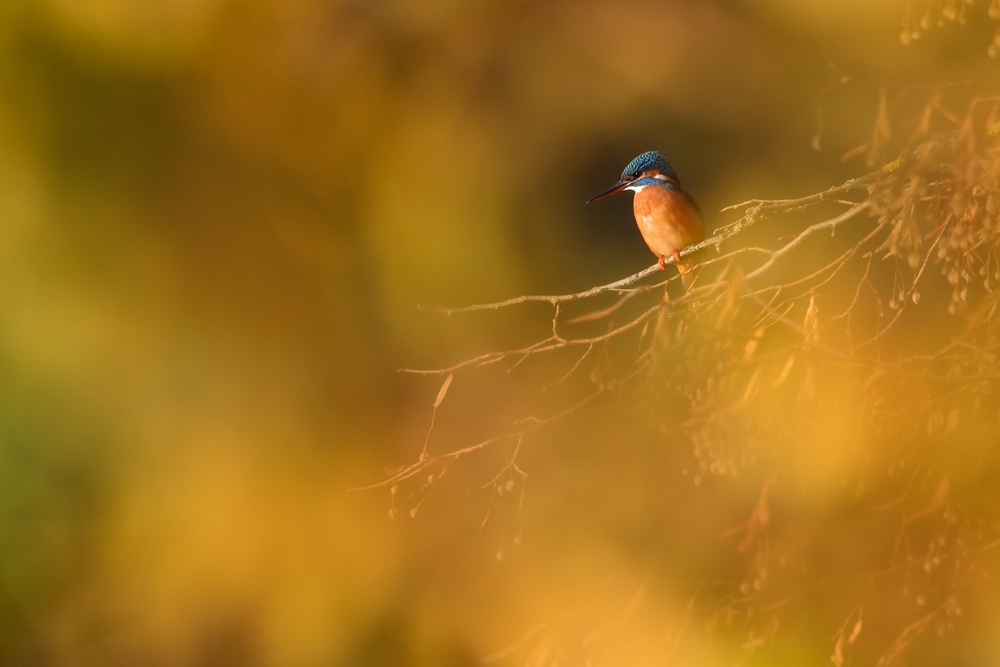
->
[588,179,630,203]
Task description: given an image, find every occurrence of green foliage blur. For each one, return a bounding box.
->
[2,1,1000,665]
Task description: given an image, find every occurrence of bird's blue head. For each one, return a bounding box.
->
[620,151,676,182]
[589,150,680,203]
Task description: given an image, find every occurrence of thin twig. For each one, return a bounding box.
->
[744,202,871,282]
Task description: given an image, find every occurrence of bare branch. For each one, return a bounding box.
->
[400,305,660,375]
[744,202,872,282]
[348,384,608,494]
[719,172,878,212]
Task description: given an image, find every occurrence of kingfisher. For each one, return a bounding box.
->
[589,150,706,288]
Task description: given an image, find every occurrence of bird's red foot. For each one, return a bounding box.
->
[658,255,666,270]
[672,250,682,263]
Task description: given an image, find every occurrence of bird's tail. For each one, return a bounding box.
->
[677,259,699,290]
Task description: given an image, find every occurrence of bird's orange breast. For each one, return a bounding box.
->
[632,186,705,259]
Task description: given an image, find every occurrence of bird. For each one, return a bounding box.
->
[589,150,706,288]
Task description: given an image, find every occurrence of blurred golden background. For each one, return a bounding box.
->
[2,1,1000,665]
